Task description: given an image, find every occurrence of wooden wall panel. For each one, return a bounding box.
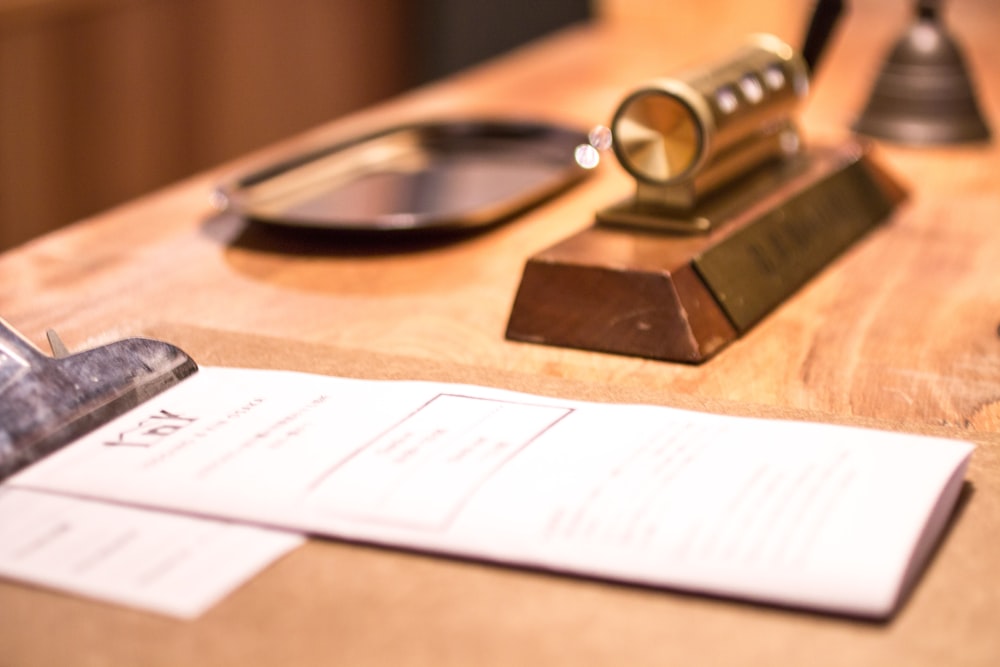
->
[0,0,413,250]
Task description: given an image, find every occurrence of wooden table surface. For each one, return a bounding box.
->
[3,1,1000,665]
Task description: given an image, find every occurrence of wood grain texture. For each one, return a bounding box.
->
[1,2,1000,663]
[3,0,996,432]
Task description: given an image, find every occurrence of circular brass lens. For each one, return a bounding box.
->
[612,90,702,184]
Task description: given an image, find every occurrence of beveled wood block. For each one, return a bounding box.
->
[506,141,906,363]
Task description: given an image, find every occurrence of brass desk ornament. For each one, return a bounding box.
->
[506,35,906,363]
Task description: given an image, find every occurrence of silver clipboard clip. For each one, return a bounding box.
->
[0,318,197,481]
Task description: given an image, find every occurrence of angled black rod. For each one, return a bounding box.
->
[802,0,847,73]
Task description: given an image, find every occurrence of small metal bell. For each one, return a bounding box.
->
[854,0,991,145]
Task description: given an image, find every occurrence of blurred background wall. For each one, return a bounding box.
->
[0,0,591,251]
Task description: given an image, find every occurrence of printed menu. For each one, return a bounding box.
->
[5,366,973,618]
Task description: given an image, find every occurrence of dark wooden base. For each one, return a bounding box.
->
[505,141,906,363]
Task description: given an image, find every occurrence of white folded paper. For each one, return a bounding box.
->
[0,487,302,618]
[6,367,972,618]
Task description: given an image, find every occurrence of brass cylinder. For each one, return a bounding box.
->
[611,34,809,186]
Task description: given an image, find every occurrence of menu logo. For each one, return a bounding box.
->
[103,410,198,448]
